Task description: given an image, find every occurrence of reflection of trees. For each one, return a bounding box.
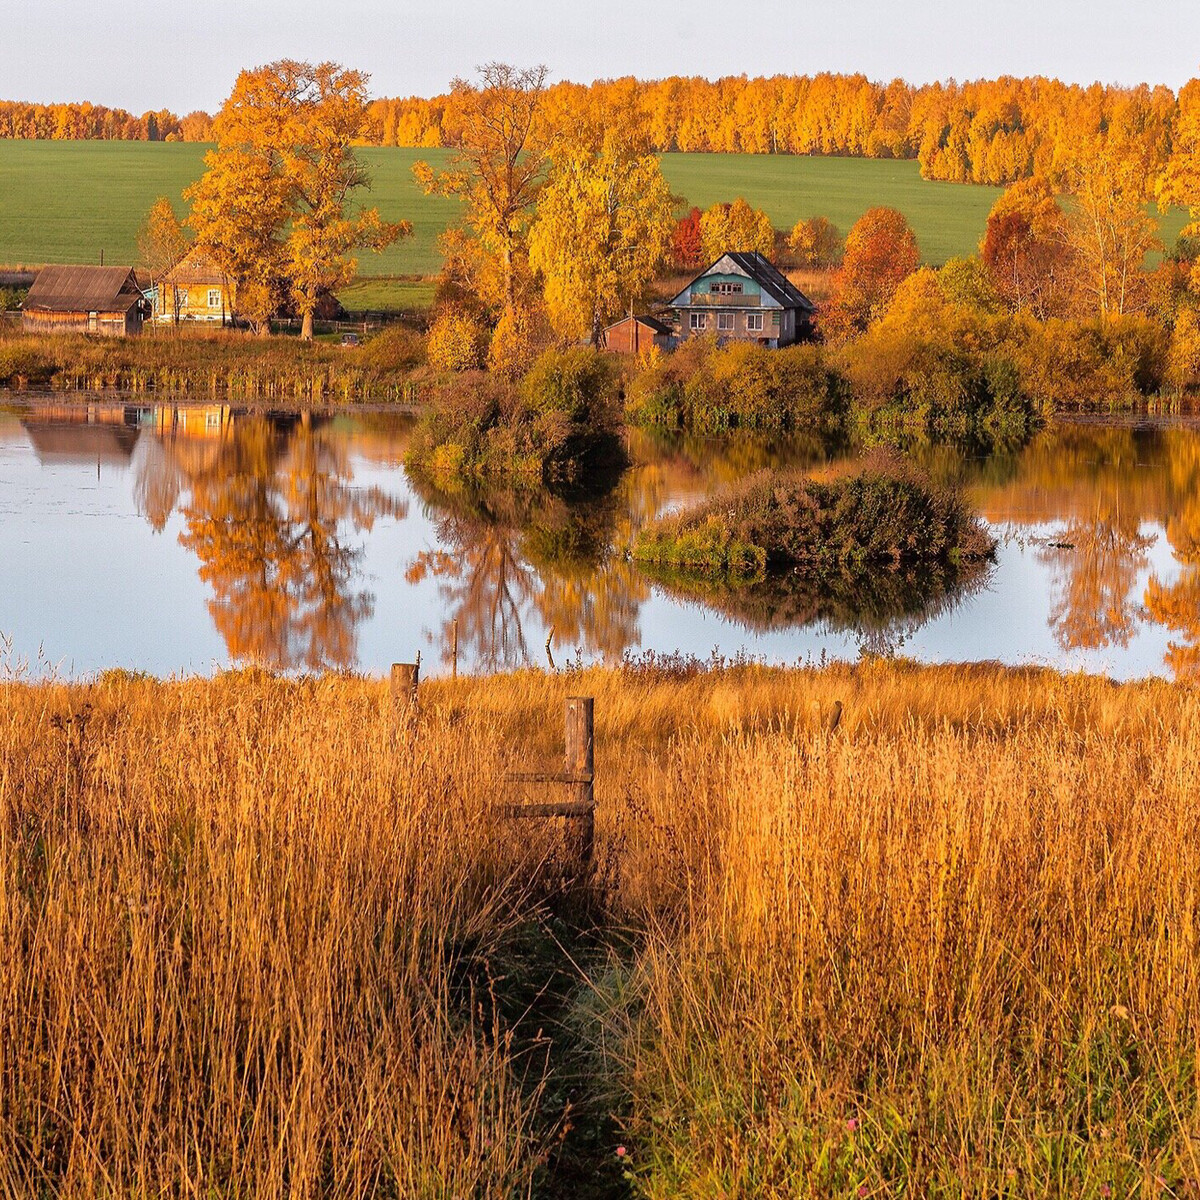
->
[136,414,406,670]
[1040,516,1154,651]
[640,558,995,656]
[406,473,645,670]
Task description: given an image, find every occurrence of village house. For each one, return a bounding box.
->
[22,265,149,336]
[670,251,815,348]
[156,249,234,324]
[601,313,674,354]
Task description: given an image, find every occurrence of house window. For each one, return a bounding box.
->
[207,288,222,309]
[710,281,744,295]
[746,313,764,332]
[772,312,781,327]
[717,312,735,332]
[689,312,707,331]
[175,286,188,307]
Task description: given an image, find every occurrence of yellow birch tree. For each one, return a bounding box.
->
[529,129,674,344]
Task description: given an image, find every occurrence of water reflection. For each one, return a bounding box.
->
[406,474,646,670]
[642,558,995,659]
[134,409,407,671]
[6,401,1200,680]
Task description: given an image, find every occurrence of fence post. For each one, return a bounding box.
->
[451,619,459,680]
[391,661,420,717]
[565,696,594,867]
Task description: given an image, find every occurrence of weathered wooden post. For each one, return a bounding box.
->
[565,696,595,866]
[451,619,459,680]
[391,661,420,717]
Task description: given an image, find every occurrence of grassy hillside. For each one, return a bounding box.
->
[3,660,1200,1195]
[0,141,1187,295]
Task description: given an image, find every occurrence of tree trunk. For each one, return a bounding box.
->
[301,310,314,342]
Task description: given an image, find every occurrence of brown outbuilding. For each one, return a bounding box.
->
[22,265,148,336]
[600,313,674,354]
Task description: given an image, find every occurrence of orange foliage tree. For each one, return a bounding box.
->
[187,61,408,339]
[829,207,920,334]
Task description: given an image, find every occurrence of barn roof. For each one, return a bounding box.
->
[671,252,816,312]
[25,265,142,314]
[605,313,673,335]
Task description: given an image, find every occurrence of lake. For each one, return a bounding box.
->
[2,396,1197,680]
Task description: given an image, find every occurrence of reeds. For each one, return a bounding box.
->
[0,325,425,403]
[3,660,1199,1196]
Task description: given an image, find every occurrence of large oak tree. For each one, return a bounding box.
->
[187,61,408,338]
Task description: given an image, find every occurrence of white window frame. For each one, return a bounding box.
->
[717,312,735,332]
[175,286,187,307]
[207,288,222,309]
[689,312,707,332]
[711,281,744,295]
[746,312,764,332]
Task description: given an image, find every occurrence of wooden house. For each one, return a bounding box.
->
[156,249,234,324]
[670,252,815,348]
[22,265,148,336]
[601,313,674,354]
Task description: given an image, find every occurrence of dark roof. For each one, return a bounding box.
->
[25,265,142,314]
[677,252,816,312]
[605,313,673,335]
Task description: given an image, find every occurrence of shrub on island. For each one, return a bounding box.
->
[407,346,624,484]
[633,450,995,582]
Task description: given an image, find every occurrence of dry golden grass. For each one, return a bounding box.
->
[3,659,1200,1197]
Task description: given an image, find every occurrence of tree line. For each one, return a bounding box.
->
[5,72,1198,192]
[376,73,1196,188]
[0,102,213,141]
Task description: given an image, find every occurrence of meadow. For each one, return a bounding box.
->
[8,141,1183,301]
[3,657,1200,1197]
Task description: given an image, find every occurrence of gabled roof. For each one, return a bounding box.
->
[25,265,141,314]
[163,247,227,286]
[671,252,816,312]
[605,313,673,335]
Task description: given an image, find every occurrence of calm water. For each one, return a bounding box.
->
[2,396,1198,680]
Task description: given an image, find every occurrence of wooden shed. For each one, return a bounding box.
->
[601,314,674,354]
[22,265,148,336]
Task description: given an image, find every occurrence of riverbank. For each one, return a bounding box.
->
[0,324,427,402]
[3,659,1198,1196]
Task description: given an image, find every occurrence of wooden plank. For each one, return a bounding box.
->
[499,801,596,819]
[503,769,594,785]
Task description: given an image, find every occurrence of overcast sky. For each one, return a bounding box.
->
[7,0,1199,113]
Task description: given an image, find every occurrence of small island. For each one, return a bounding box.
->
[633,450,996,583]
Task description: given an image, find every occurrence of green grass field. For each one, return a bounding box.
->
[0,141,1187,306]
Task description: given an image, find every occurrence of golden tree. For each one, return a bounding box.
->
[136,198,189,318]
[699,198,776,261]
[788,215,842,269]
[1062,141,1159,317]
[187,61,408,339]
[529,126,674,344]
[414,64,549,325]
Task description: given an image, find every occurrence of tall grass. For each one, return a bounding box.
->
[0,324,426,402]
[3,660,1200,1196]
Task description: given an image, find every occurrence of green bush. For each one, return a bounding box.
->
[634,450,995,579]
[626,339,844,432]
[407,347,623,484]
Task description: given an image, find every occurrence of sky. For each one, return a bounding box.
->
[6,0,1200,113]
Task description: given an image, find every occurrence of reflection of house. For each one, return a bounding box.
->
[156,249,234,324]
[154,405,234,439]
[670,252,815,348]
[601,314,674,354]
[22,265,149,336]
[21,405,145,463]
